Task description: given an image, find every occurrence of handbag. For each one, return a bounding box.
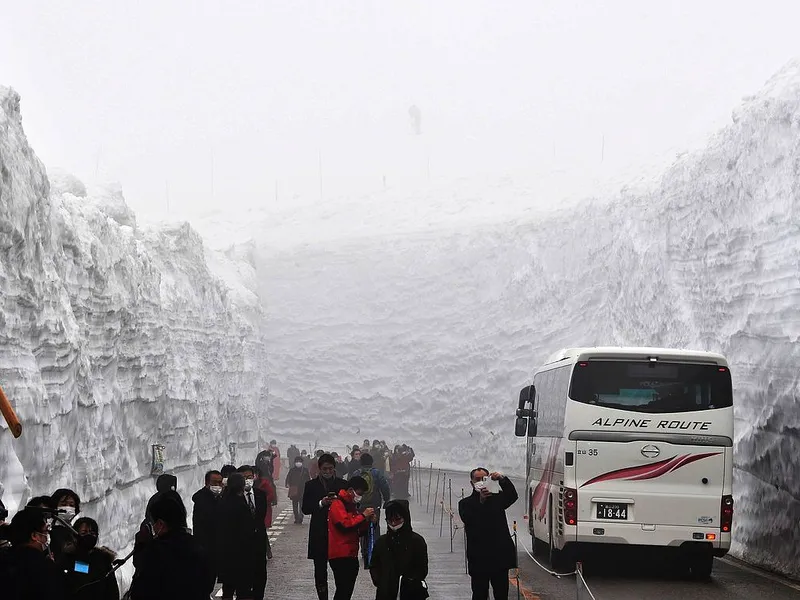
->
[288,485,299,499]
[399,576,429,600]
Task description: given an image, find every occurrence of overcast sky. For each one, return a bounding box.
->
[2,1,799,221]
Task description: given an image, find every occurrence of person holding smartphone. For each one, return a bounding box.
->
[302,453,348,600]
[458,468,518,600]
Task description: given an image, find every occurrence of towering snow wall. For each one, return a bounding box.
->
[254,61,800,576]
[0,87,268,565]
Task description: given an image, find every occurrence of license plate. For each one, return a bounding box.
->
[597,502,628,520]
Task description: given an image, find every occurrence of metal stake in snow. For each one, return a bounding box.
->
[0,383,22,438]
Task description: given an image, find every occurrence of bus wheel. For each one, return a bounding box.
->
[688,551,714,580]
[548,503,569,572]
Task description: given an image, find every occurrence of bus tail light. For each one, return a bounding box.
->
[564,487,578,526]
[721,495,733,532]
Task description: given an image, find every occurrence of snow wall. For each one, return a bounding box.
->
[255,62,800,576]
[0,86,268,584]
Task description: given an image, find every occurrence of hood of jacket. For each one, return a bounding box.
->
[384,499,412,532]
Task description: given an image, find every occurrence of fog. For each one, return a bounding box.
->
[3,1,800,224]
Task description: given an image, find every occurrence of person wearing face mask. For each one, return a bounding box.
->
[63,517,119,600]
[285,456,311,524]
[328,476,376,600]
[302,453,348,600]
[192,470,223,582]
[370,499,428,600]
[0,507,65,599]
[217,473,256,600]
[129,490,214,600]
[240,464,270,600]
[50,488,81,563]
[458,468,518,600]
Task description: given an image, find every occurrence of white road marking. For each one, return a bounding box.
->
[721,557,800,592]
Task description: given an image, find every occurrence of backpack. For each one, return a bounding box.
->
[360,468,378,506]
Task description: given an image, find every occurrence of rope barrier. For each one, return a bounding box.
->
[517,533,600,599]
[518,534,577,578]
[576,563,598,600]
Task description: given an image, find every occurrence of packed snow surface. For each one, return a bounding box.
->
[194,60,800,578]
[0,86,267,586]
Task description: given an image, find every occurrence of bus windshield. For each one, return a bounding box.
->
[569,361,732,413]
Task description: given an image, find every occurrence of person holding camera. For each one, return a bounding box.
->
[302,453,347,600]
[458,468,519,600]
[327,476,376,600]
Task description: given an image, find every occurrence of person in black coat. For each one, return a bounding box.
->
[63,517,120,600]
[302,453,347,600]
[285,458,311,524]
[0,507,66,600]
[192,470,223,580]
[239,464,270,600]
[129,490,215,600]
[369,499,428,600]
[218,473,255,599]
[458,468,518,600]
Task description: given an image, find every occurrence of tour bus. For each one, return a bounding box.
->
[514,347,734,578]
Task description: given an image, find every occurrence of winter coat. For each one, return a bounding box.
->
[302,476,348,560]
[217,493,257,585]
[370,500,428,600]
[287,445,300,463]
[191,487,220,562]
[328,489,369,560]
[50,523,78,564]
[0,544,66,600]
[346,459,361,479]
[270,445,282,480]
[63,545,120,600]
[285,466,311,500]
[458,476,519,576]
[254,477,276,528]
[128,528,214,600]
[351,467,392,509]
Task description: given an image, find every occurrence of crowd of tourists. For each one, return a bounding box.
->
[0,437,520,600]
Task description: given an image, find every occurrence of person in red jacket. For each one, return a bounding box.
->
[327,476,375,600]
[253,462,277,561]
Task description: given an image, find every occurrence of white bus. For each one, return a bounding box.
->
[514,347,734,578]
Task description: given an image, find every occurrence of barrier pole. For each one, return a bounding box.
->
[514,521,521,600]
[448,478,454,552]
[432,470,441,525]
[426,463,433,513]
[439,473,446,537]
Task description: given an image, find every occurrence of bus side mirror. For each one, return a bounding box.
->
[528,417,538,437]
[518,385,535,412]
